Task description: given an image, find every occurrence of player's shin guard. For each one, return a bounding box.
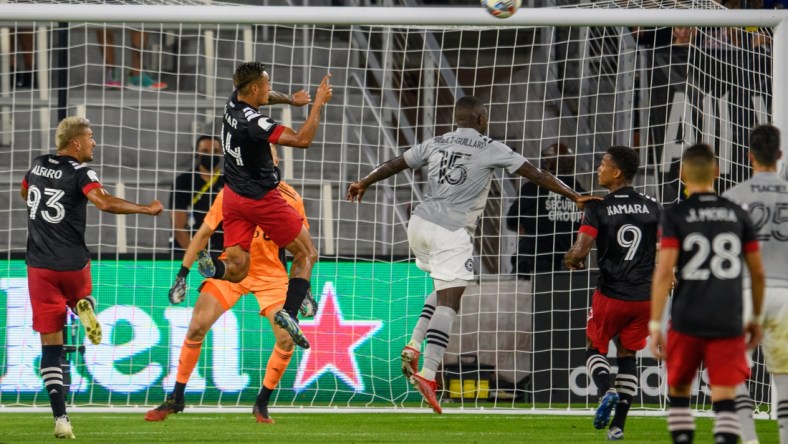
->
[410,291,437,346]
[283,278,310,319]
[421,305,457,381]
[41,345,67,418]
[775,373,788,444]
[735,382,759,444]
[172,338,203,402]
[610,356,637,431]
[712,399,740,444]
[586,348,612,397]
[668,396,695,444]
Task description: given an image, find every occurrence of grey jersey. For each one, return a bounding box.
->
[403,127,526,233]
[724,172,788,289]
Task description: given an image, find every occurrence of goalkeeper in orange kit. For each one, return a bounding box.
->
[145,145,316,423]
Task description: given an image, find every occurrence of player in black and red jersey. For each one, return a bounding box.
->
[198,62,331,350]
[21,116,163,438]
[650,143,765,444]
[564,146,661,440]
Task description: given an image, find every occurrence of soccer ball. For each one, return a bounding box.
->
[482,0,522,19]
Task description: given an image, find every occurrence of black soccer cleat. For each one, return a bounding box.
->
[274,309,310,349]
[253,403,274,424]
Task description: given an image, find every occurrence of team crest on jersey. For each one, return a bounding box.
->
[87,170,100,183]
[465,258,474,271]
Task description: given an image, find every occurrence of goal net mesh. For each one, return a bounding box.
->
[0,0,774,415]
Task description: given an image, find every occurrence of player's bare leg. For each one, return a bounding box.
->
[254,304,296,424]
[145,291,226,421]
[41,330,74,438]
[273,227,317,349]
[409,285,464,414]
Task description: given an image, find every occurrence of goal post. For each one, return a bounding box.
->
[0,2,784,418]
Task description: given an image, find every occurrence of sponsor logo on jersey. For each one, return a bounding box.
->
[465,258,474,271]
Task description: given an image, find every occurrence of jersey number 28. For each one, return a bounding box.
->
[682,232,741,280]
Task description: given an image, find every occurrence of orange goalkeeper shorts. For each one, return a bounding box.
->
[199,278,287,317]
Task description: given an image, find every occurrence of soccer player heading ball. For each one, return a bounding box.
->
[347,95,597,414]
[198,61,331,350]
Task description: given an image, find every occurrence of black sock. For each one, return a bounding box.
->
[256,386,275,407]
[41,345,67,418]
[171,382,187,402]
[712,399,739,444]
[585,348,612,396]
[668,396,695,444]
[610,356,637,430]
[283,278,310,319]
[213,258,226,280]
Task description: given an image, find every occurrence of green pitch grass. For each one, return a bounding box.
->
[0,413,780,443]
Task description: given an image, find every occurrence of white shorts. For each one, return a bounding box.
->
[407,215,474,282]
[745,287,788,373]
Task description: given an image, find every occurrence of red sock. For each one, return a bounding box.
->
[263,345,293,390]
[176,338,203,384]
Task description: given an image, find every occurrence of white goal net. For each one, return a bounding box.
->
[0,0,781,416]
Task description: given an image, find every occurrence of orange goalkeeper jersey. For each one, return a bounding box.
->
[204,182,309,288]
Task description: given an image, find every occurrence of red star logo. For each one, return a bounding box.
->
[294,282,383,392]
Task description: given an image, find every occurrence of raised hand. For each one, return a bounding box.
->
[315,74,333,105]
[290,89,311,107]
[148,200,164,216]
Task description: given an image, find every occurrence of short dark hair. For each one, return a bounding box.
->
[606,146,639,181]
[233,62,267,92]
[750,124,781,166]
[455,95,486,116]
[682,143,716,183]
[195,135,221,152]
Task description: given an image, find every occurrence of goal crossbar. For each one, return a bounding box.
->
[1,4,788,27]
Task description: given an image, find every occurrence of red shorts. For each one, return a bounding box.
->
[222,185,303,250]
[28,263,92,334]
[586,289,650,354]
[666,328,749,387]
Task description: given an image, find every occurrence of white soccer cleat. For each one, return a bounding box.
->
[54,415,75,439]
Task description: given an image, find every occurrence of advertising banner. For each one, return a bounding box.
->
[0,260,430,406]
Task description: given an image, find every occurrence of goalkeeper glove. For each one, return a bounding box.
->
[169,266,189,305]
[299,289,318,318]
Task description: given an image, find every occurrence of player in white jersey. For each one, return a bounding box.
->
[347,96,597,413]
[723,124,788,444]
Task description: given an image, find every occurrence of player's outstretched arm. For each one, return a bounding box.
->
[564,232,594,270]
[347,156,409,203]
[86,188,163,215]
[743,250,765,348]
[276,74,333,149]
[649,247,679,360]
[268,89,311,107]
[514,160,599,210]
